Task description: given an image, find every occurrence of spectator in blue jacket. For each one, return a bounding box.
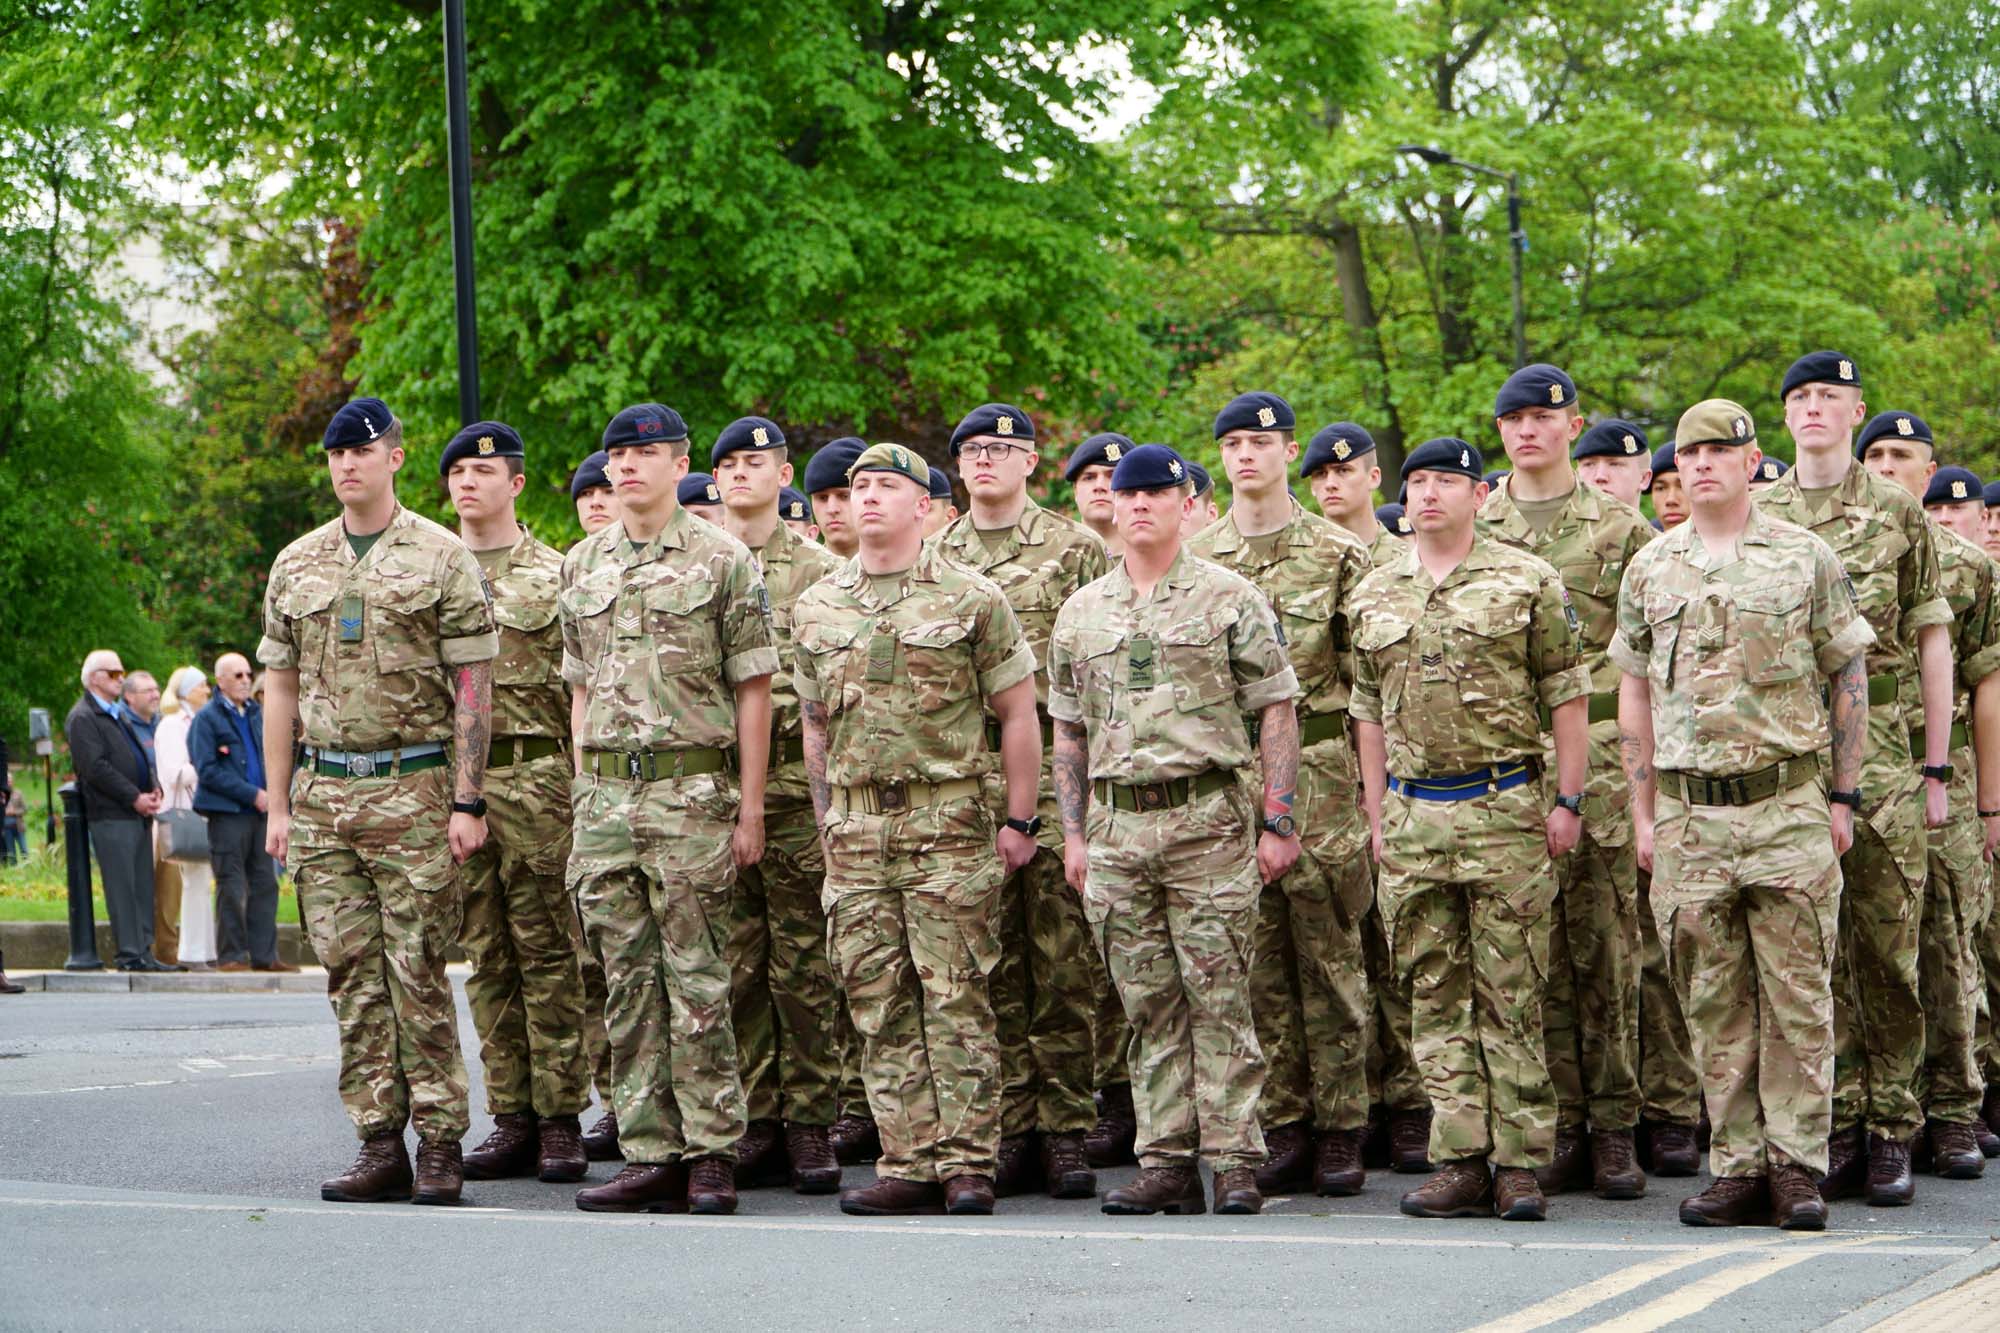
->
[191,652,292,972]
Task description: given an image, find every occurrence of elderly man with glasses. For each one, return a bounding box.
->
[65,649,177,971]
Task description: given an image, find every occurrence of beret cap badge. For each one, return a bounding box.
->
[1954,481,1969,499]
[1333,439,1351,460]
[1169,458,1184,478]
[752,426,770,447]
[1897,417,1914,436]
[476,436,494,455]
[1256,406,1277,428]
[1104,442,1121,461]
[1549,383,1563,404]
[995,415,1014,436]
[1839,359,1855,381]
[1734,417,1748,438]
[705,482,720,501]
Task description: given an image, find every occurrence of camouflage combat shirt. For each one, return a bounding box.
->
[259,504,498,752]
[480,528,569,739]
[747,517,842,801]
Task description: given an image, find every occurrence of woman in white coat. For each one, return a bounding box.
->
[156,666,218,970]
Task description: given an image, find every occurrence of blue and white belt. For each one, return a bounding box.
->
[1387,760,1538,802]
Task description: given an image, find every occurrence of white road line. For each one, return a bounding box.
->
[1579,1237,1884,1332]
[1462,1246,1763,1333]
[5,1056,333,1096]
[0,1194,1975,1257]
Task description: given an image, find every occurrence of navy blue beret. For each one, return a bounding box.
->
[1781,350,1860,399]
[1494,364,1577,418]
[678,472,722,507]
[323,397,393,450]
[603,403,689,449]
[928,465,954,501]
[1064,432,1132,480]
[1754,457,1790,483]
[1924,467,1983,507]
[711,416,786,466]
[1184,461,1214,497]
[1651,443,1677,476]
[570,450,612,499]
[1856,410,1933,458]
[1301,422,1376,477]
[1213,391,1294,438]
[803,437,866,494]
[439,420,524,477]
[1984,481,2000,509]
[1110,444,1191,492]
[1573,418,1649,462]
[1484,468,1510,487]
[949,403,1035,454]
[1375,503,1411,535]
[1401,438,1484,481]
[779,487,811,522]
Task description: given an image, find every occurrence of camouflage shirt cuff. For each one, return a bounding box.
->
[255,634,296,671]
[1236,666,1299,715]
[1906,595,1954,633]
[1606,633,1648,679]
[724,646,783,687]
[1046,690,1083,724]
[561,651,589,688]
[792,666,822,704]
[1535,663,1592,711]
[1961,640,2000,689]
[1348,688,1382,726]
[441,630,500,666]
[978,644,1036,699]
[1816,617,1877,676]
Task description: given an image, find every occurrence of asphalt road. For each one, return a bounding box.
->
[4,990,1999,1331]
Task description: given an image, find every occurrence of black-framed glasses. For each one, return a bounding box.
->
[959,442,1029,462]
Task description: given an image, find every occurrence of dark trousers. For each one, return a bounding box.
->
[88,818,156,967]
[208,812,279,965]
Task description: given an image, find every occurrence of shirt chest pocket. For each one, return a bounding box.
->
[639,578,722,674]
[1354,616,1416,710]
[1733,581,1812,683]
[492,601,562,687]
[898,619,975,701]
[283,583,340,670]
[1446,602,1529,703]
[1644,592,1688,687]
[1279,585,1339,662]
[795,620,868,713]
[1843,529,1909,640]
[370,579,443,675]
[559,579,619,666]
[1068,629,1126,720]
[1558,561,1620,645]
[1162,609,1238,714]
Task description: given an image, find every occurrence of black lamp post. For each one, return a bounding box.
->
[1398,145,1528,370]
[443,0,480,425]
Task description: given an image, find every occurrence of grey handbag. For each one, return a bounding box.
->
[159,807,211,862]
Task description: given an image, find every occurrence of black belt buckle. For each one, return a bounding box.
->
[879,781,907,813]
[627,751,645,781]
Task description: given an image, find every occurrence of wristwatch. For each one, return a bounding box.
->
[451,798,488,817]
[1829,789,1863,810]
[1004,814,1042,837]
[1553,792,1584,816]
[1921,764,1954,782]
[1262,813,1297,838]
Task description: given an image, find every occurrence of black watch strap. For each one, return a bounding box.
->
[452,798,487,817]
[1553,793,1583,815]
[1829,789,1863,810]
[1004,814,1042,837]
[1922,763,1954,782]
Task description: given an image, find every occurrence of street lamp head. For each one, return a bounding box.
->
[1397,144,1454,165]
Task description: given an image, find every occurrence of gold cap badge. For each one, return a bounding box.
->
[705,482,720,501]
[1333,439,1352,461]
[1953,480,1969,499]
[995,414,1014,436]
[1838,359,1854,381]
[1549,384,1564,404]
[476,436,495,455]
[1896,417,1914,436]
[1104,442,1122,462]
[1622,434,1637,453]
[1256,406,1277,428]
[751,426,770,447]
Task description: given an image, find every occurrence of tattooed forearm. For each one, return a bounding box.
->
[453,660,492,801]
[1054,719,1090,838]
[1258,702,1299,815]
[1619,730,1652,788]
[802,698,833,826]
[1830,652,1868,792]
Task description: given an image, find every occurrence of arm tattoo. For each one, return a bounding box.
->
[1619,730,1652,788]
[452,660,492,801]
[1830,653,1867,791]
[802,698,832,825]
[1258,703,1300,814]
[1054,719,1090,837]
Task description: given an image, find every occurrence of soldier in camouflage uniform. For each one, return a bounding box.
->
[795,444,1043,1217]
[1191,393,1378,1197]
[1756,353,1954,1207]
[1866,438,2000,1177]
[1476,366,1653,1200]
[934,403,1110,1199]
[1065,433,1129,561]
[1048,443,1302,1217]
[1352,437,1591,1224]
[711,416,846,1194]
[561,403,780,1217]
[1613,398,1874,1229]
[440,423,591,1186]
[259,397,498,1207]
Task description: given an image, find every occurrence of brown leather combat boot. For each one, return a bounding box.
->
[1214,1166,1264,1214]
[1085,1083,1138,1167]
[1645,1120,1699,1177]
[1101,1163,1205,1215]
[1399,1157,1491,1218]
[840,1177,945,1215]
[1493,1166,1546,1221]
[1042,1131,1097,1199]
[1314,1126,1366,1197]
[1769,1164,1826,1230]
[412,1140,464,1206]
[1387,1105,1433,1174]
[576,1162,687,1213]
[1533,1126,1591,1195]
[581,1108,622,1162]
[785,1122,842,1194]
[1866,1133,1914,1206]
[1253,1120,1314,1194]
[686,1156,739,1215]
[1678,1174,1768,1226]
[1591,1127,1645,1200]
[537,1115,588,1183]
[462,1112,538,1181]
[945,1173,996,1215]
[994,1133,1041,1197]
[830,1111,882,1165]
[732,1117,788,1188]
[1928,1120,1985,1180]
[1822,1124,1866,1200]
[320,1132,413,1203]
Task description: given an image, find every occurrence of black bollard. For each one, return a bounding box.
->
[60,782,102,970]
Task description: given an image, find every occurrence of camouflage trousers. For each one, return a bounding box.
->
[578,921,613,1103]
[824,796,1005,1182]
[993,842,1100,1136]
[567,771,745,1166]
[835,994,868,1118]
[1635,867,1701,1126]
[727,790,841,1126]
[458,752,589,1118]
[1379,780,1557,1170]
[1082,785,1265,1172]
[1917,757,1989,1125]
[1652,780,1839,1177]
[1543,829,1643,1131]
[1251,742,1373,1134]
[1831,772,1928,1141]
[1363,891,1426,1112]
[292,764,468,1142]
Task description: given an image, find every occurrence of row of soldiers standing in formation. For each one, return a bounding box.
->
[255,346,2000,1226]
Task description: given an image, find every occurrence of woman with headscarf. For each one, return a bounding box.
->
[156,665,218,971]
